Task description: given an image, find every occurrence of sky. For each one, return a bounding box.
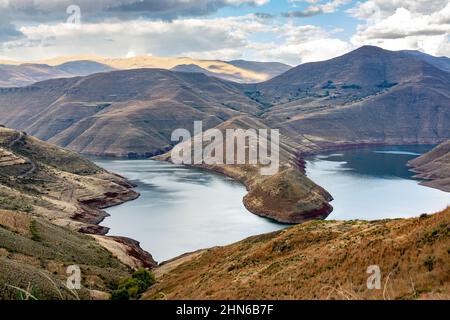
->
[0,0,449,65]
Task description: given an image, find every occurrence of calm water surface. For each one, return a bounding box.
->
[94,160,285,262]
[306,145,450,221]
[96,145,450,261]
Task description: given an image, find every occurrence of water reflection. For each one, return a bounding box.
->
[306,145,450,221]
[95,160,286,262]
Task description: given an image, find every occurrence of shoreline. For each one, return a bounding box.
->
[73,174,158,268]
[86,141,448,267]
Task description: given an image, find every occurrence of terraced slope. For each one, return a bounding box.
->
[0,127,155,299]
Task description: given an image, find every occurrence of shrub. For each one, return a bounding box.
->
[29,220,41,242]
[110,288,130,301]
[110,269,156,300]
[424,255,435,272]
[132,268,156,289]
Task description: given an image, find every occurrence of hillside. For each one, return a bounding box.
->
[156,114,333,223]
[409,140,450,192]
[0,127,155,299]
[0,62,115,88]
[0,64,73,88]
[0,69,262,156]
[144,207,450,300]
[249,46,450,150]
[227,60,292,79]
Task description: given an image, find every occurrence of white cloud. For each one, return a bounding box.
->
[351,3,450,56]
[0,13,353,65]
[348,0,449,21]
[285,0,351,17]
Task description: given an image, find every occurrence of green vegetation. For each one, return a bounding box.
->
[111,269,156,300]
[0,194,33,213]
[29,220,41,242]
[322,80,336,89]
[342,84,362,89]
[376,80,398,89]
[424,255,435,272]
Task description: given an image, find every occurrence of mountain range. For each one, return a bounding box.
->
[0,46,448,157]
[0,56,292,87]
[0,45,449,223]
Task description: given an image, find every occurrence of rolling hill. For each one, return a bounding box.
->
[250,46,450,151]
[227,60,292,79]
[0,69,262,157]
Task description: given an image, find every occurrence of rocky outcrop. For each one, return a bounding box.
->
[93,235,157,269]
[408,140,450,192]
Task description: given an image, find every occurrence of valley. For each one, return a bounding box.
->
[0,45,449,300]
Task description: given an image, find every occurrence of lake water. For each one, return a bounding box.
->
[94,160,285,262]
[96,145,450,262]
[306,145,450,221]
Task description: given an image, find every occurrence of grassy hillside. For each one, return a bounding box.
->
[0,127,155,299]
[0,209,130,300]
[145,207,450,300]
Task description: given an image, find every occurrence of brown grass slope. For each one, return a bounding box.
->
[409,140,450,192]
[144,207,450,300]
[0,209,131,300]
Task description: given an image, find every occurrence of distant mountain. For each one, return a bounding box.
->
[401,50,450,73]
[246,46,450,150]
[170,64,250,82]
[0,61,115,88]
[56,60,115,76]
[1,55,290,86]
[227,60,292,79]
[0,64,72,87]
[0,68,262,156]
[171,64,211,74]
[1,46,449,156]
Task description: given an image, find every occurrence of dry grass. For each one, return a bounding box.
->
[144,207,450,300]
[0,209,31,236]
